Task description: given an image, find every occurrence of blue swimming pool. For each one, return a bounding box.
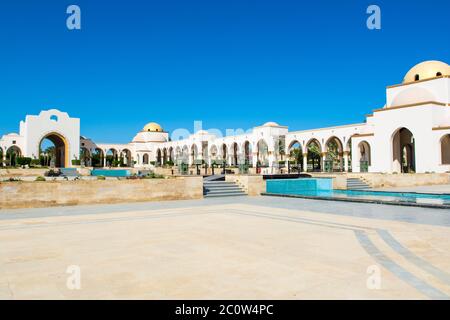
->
[91,169,131,177]
[265,178,450,206]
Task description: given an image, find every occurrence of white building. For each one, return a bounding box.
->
[1,60,449,174]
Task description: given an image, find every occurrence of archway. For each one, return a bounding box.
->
[6,146,22,167]
[231,143,238,166]
[92,148,104,167]
[80,147,91,167]
[243,141,252,165]
[175,146,182,162]
[257,139,269,167]
[392,128,415,173]
[441,135,450,165]
[106,149,118,167]
[169,147,174,162]
[181,145,189,164]
[221,144,227,162]
[0,147,3,167]
[325,137,343,172]
[163,148,168,165]
[210,145,218,161]
[143,153,149,165]
[39,133,68,168]
[191,144,198,164]
[156,149,162,166]
[358,141,371,172]
[121,149,132,167]
[288,140,303,172]
[306,139,321,172]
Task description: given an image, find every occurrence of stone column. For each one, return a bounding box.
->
[268,151,275,169]
[303,153,308,172]
[321,152,327,172]
[103,152,107,167]
[252,152,258,168]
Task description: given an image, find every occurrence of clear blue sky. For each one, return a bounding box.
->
[1,0,449,143]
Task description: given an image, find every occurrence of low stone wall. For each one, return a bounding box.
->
[309,172,450,189]
[0,168,49,178]
[0,176,203,209]
[225,175,266,196]
[356,173,450,188]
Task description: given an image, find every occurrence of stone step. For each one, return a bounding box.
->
[204,192,247,198]
[346,178,371,190]
[203,180,247,197]
[204,189,244,195]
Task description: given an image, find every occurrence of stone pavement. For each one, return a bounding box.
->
[1,197,450,299]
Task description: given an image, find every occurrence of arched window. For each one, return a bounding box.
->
[436,72,442,77]
[50,115,58,122]
[414,74,420,81]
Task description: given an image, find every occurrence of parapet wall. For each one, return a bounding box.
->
[0,177,203,209]
[225,175,266,196]
[310,172,450,188]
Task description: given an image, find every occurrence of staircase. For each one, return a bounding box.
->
[203,180,247,198]
[346,178,371,190]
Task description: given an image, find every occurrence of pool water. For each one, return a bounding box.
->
[266,178,450,206]
[91,169,131,177]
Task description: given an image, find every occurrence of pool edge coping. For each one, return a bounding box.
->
[261,192,450,210]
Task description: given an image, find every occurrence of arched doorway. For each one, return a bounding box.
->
[39,133,68,168]
[325,137,343,172]
[191,144,198,164]
[106,149,118,167]
[121,149,132,167]
[6,146,22,167]
[306,139,321,172]
[163,148,168,165]
[80,147,91,167]
[210,145,218,161]
[257,139,269,167]
[392,128,415,173]
[243,141,252,165]
[221,144,227,163]
[181,145,189,164]
[441,134,450,164]
[92,148,104,167]
[358,141,371,172]
[231,143,238,166]
[156,149,162,166]
[143,153,149,165]
[288,141,303,172]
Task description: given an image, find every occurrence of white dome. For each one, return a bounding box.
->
[263,121,280,127]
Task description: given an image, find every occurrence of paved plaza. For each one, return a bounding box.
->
[1,196,450,299]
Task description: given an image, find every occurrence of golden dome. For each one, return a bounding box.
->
[143,122,163,132]
[403,60,449,83]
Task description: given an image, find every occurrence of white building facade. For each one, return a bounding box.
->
[1,60,449,174]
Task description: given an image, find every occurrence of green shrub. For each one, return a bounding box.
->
[17,157,32,167]
[144,172,164,179]
[97,175,106,180]
[35,176,46,182]
[30,159,41,167]
[72,159,81,166]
